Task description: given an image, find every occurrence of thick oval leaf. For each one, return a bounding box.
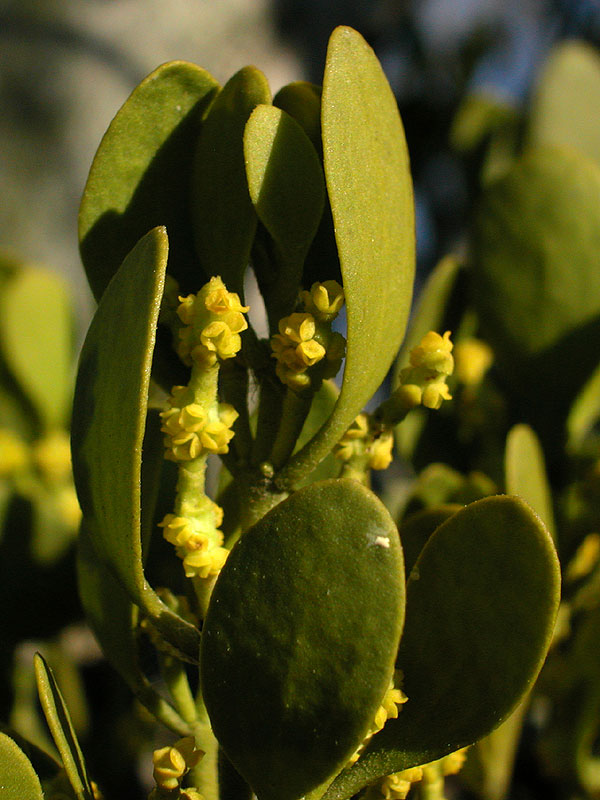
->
[0,267,72,429]
[528,41,600,166]
[278,26,415,488]
[191,66,271,295]
[0,733,44,800]
[325,495,560,799]
[71,227,200,661]
[505,424,555,539]
[201,479,405,800]
[244,104,325,320]
[398,504,461,577]
[34,653,94,800]
[79,61,219,299]
[472,145,600,419]
[274,81,323,154]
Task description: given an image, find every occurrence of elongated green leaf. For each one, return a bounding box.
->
[71,227,200,661]
[278,26,415,488]
[191,67,271,295]
[567,359,600,452]
[528,41,600,166]
[0,733,44,800]
[325,496,560,799]
[244,104,325,320]
[505,424,556,539]
[34,653,94,800]
[79,61,219,299]
[202,479,405,800]
[0,267,72,429]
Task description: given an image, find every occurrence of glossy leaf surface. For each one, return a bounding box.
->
[192,66,270,295]
[0,267,72,429]
[71,227,200,660]
[79,61,218,299]
[0,733,44,800]
[34,653,94,800]
[202,479,405,800]
[325,496,560,799]
[279,26,415,488]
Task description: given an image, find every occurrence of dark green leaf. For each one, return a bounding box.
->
[191,66,271,295]
[79,61,218,299]
[34,654,94,800]
[71,227,200,661]
[325,496,560,798]
[278,26,415,488]
[398,504,461,577]
[202,479,405,800]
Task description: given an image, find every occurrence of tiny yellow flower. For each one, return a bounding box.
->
[200,420,236,454]
[152,737,203,791]
[177,294,197,326]
[182,544,229,579]
[200,320,242,361]
[279,312,316,343]
[204,276,249,316]
[409,330,454,374]
[453,337,493,386]
[301,280,345,321]
[395,331,454,413]
[369,431,394,471]
[158,514,198,548]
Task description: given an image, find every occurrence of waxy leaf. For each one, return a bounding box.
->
[325,496,560,799]
[0,733,44,800]
[79,61,218,299]
[279,26,415,488]
[202,479,405,800]
[192,66,271,295]
[505,424,555,539]
[244,104,325,320]
[71,227,200,661]
[34,653,94,800]
[274,81,323,153]
[0,267,72,429]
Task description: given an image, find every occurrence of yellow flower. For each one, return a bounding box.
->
[182,544,229,579]
[396,331,454,412]
[158,514,200,548]
[32,430,72,483]
[204,276,249,315]
[279,312,316,343]
[453,338,493,386]
[409,330,454,374]
[152,737,203,791]
[301,280,345,321]
[200,420,236,454]
[368,430,394,471]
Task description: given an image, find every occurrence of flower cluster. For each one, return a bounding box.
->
[349,677,407,765]
[365,747,468,800]
[152,736,204,793]
[159,506,229,580]
[160,386,238,462]
[334,413,394,471]
[396,330,454,410]
[271,281,346,391]
[176,276,249,366]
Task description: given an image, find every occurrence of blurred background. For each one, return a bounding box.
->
[3,0,600,329]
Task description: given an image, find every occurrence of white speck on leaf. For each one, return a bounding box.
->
[374,535,390,548]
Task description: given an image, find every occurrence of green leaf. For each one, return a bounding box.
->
[71,227,200,662]
[191,66,271,295]
[472,145,600,422]
[79,61,219,300]
[325,495,560,799]
[277,26,415,489]
[274,81,323,154]
[398,504,461,577]
[528,41,600,166]
[567,359,600,453]
[244,104,325,320]
[34,653,94,800]
[0,732,44,800]
[0,267,72,429]
[505,423,556,539]
[202,479,405,800]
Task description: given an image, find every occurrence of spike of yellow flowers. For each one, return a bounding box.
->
[348,678,408,765]
[152,737,204,792]
[176,276,249,366]
[334,414,394,472]
[160,389,238,462]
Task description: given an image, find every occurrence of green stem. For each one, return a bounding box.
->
[219,358,253,465]
[269,389,313,469]
[136,680,193,738]
[252,376,285,465]
[158,653,198,726]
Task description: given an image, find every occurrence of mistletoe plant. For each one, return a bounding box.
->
[2,25,561,800]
